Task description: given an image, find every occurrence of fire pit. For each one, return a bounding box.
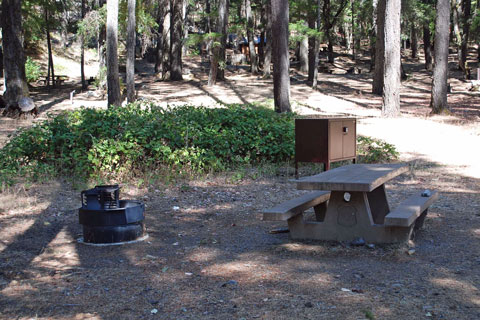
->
[78,185,147,244]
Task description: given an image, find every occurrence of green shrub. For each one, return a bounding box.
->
[357,135,399,163]
[0,103,400,185]
[0,104,295,184]
[25,57,42,83]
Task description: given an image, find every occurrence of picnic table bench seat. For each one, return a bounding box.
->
[384,191,439,228]
[262,191,330,221]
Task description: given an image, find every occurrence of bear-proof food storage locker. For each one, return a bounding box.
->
[295,118,356,175]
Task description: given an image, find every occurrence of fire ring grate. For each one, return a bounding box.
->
[78,184,147,244]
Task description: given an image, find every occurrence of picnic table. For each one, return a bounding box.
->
[39,75,69,86]
[262,163,439,243]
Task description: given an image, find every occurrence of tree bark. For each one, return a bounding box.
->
[411,24,417,59]
[381,0,401,117]
[126,0,136,103]
[452,0,464,71]
[307,16,316,83]
[312,0,321,88]
[46,8,55,88]
[81,0,86,90]
[162,6,171,77]
[170,0,183,80]
[430,0,450,114]
[217,0,229,81]
[154,6,165,74]
[1,0,29,108]
[307,1,321,88]
[97,0,107,72]
[461,0,471,73]
[106,0,122,106]
[208,0,228,85]
[423,24,433,71]
[299,37,308,72]
[372,0,385,95]
[263,0,272,78]
[271,0,291,112]
[246,0,258,74]
[0,46,3,78]
[370,0,378,72]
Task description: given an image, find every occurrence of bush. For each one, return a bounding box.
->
[0,104,295,183]
[0,103,400,185]
[25,57,42,83]
[357,135,399,163]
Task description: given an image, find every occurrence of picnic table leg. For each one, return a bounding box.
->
[313,201,327,222]
[366,184,390,225]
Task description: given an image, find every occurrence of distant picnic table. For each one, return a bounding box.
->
[39,75,69,86]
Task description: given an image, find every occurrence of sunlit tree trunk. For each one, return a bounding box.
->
[271,0,291,112]
[106,0,122,106]
[430,0,450,114]
[126,0,136,103]
[381,0,401,117]
[299,34,308,72]
[1,0,29,109]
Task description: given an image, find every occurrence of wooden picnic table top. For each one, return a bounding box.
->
[294,163,408,192]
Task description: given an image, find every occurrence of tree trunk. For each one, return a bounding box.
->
[263,0,272,78]
[259,4,266,68]
[326,31,334,63]
[430,0,450,114]
[246,0,258,74]
[411,24,418,59]
[423,24,433,71]
[126,0,136,103]
[46,8,55,88]
[370,0,378,72]
[271,0,291,112]
[216,0,229,81]
[307,16,316,83]
[461,0,471,74]
[299,35,308,72]
[452,0,464,71]
[381,0,401,117]
[351,0,355,60]
[1,0,29,108]
[81,0,86,89]
[170,0,183,80]
[162,6,171,77]
[208,0,228,85]
[0,46,3,78]
[372,0,385,95]
[205,0,211,33]
[106,0,122,106]
[154,3,165,74]
[97,0,107,72]
[312,0,321,88]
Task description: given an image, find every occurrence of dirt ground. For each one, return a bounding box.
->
[1,46,480,319]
